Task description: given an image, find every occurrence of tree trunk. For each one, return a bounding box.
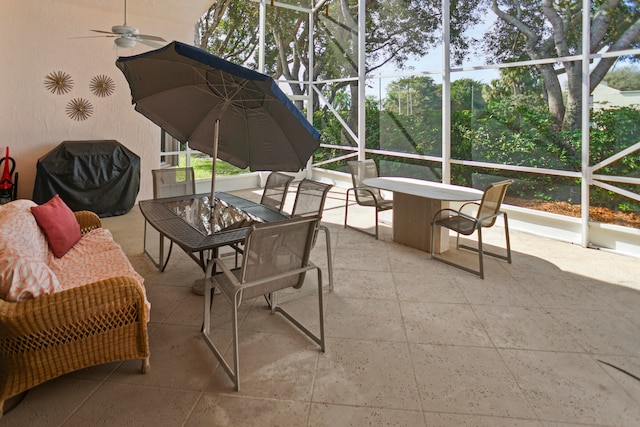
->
[562,60,582,131]
[536,63,565,129]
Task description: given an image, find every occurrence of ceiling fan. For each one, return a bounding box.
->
[88,0,166,49]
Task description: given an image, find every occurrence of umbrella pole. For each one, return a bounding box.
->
[210,119,219,200]
[208,119,220,234]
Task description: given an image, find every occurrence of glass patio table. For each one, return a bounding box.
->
[363,177,482,253]
[139,192,288,271]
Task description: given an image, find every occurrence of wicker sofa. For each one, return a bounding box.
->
[0,199,150,414]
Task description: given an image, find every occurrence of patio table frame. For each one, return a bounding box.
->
[139,192,288,271]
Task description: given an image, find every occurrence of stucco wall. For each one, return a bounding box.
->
[1,0,211,204]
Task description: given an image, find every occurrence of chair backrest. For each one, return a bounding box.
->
[347,159,383,203]
[152,167,196,199]
[239,215,320,300]
[477,179,513,227]
[260,172,294,212]
[291,179,333,218]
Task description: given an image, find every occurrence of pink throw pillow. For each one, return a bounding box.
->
[31,194,82,258]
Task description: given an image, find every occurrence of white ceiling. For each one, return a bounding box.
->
[56,0,214,24]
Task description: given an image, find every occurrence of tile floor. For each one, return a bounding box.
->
[2,185,640,426]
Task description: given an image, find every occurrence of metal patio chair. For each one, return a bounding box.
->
[202,215,325,391]
[290,179,334,291]
[260,171,294,212]
[430,179,513,279]
[144,167,196,271]
[344,159,393,239]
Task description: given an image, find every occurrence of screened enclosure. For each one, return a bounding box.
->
[180,0,640,252]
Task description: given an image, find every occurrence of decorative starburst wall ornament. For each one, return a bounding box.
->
[66,98,93,121]
[44,71,74,95]
[90,75,115,97]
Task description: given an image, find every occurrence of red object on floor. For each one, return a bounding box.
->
[0,146,16,204]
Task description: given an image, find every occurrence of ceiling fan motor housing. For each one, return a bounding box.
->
[111,25,139,35]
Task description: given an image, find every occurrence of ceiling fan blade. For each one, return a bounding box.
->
[137,34,166,42]
[137,38,165,49]
[70,35,118,39]
[91,29,118,35]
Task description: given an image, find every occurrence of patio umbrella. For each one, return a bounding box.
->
[115,40,320,197]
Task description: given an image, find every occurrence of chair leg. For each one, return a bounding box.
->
[503,212,512,264]
[317,224,333,291]
[431,220,485,279]
[202,261,239,391]
[344,188,379,239]
[141,357,150,374]
[273,267,325,350]
[232,294,240,391]
[344,189,351,228]
[477,228,485,280]
[374,207,379,239]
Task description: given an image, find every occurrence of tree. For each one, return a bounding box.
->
[450,79,487,111]
[604,65,640,90]
[197,0,486,136]
[196,0,260,65]
[484,0,640,131]
[383,76,441,115]
[483,67,545,104]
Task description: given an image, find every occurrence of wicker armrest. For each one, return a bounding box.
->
[0,276,150,406]
[74,210,102,234]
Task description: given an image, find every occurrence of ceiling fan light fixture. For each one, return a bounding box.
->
[115,36,136,48]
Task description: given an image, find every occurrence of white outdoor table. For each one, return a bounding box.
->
[363,177,483,253]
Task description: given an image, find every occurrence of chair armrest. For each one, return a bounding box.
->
[212,257,243,288]
[74,211,102,234]
[432,208,476,223]
[459,201,480,215]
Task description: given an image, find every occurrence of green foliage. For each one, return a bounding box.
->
[314,85,640,214]
[450,79,487,111]
[179,154,246,179]
[604,66,640,91]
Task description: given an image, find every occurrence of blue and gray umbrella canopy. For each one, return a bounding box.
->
[116,41,320,192]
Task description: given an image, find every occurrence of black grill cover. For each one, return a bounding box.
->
[33,140,140,217]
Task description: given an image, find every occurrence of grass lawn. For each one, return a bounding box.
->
[179,154,247,179]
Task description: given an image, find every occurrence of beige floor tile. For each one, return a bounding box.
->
[206,330,321,400]
[473,306,585,351]
[386,244,434,274]
[309,403,427,427]
[186,393,310,426]
[313,338,422,410]
[331,247,392,272]
[401,301,492,346]
[500,349,640,425]
[0,378,103,426]
[110,324,218,391]
[424,412,542,426]
[324,295,406,341]
[547,308,640,356]
[410,343,537,418]
[524,277,613,310]
[394,271,466,303]
[455,274,540,307]
[240,293,324,336]
[595,356,640,404]
[65,382,200,426]
[332,268,398,300]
